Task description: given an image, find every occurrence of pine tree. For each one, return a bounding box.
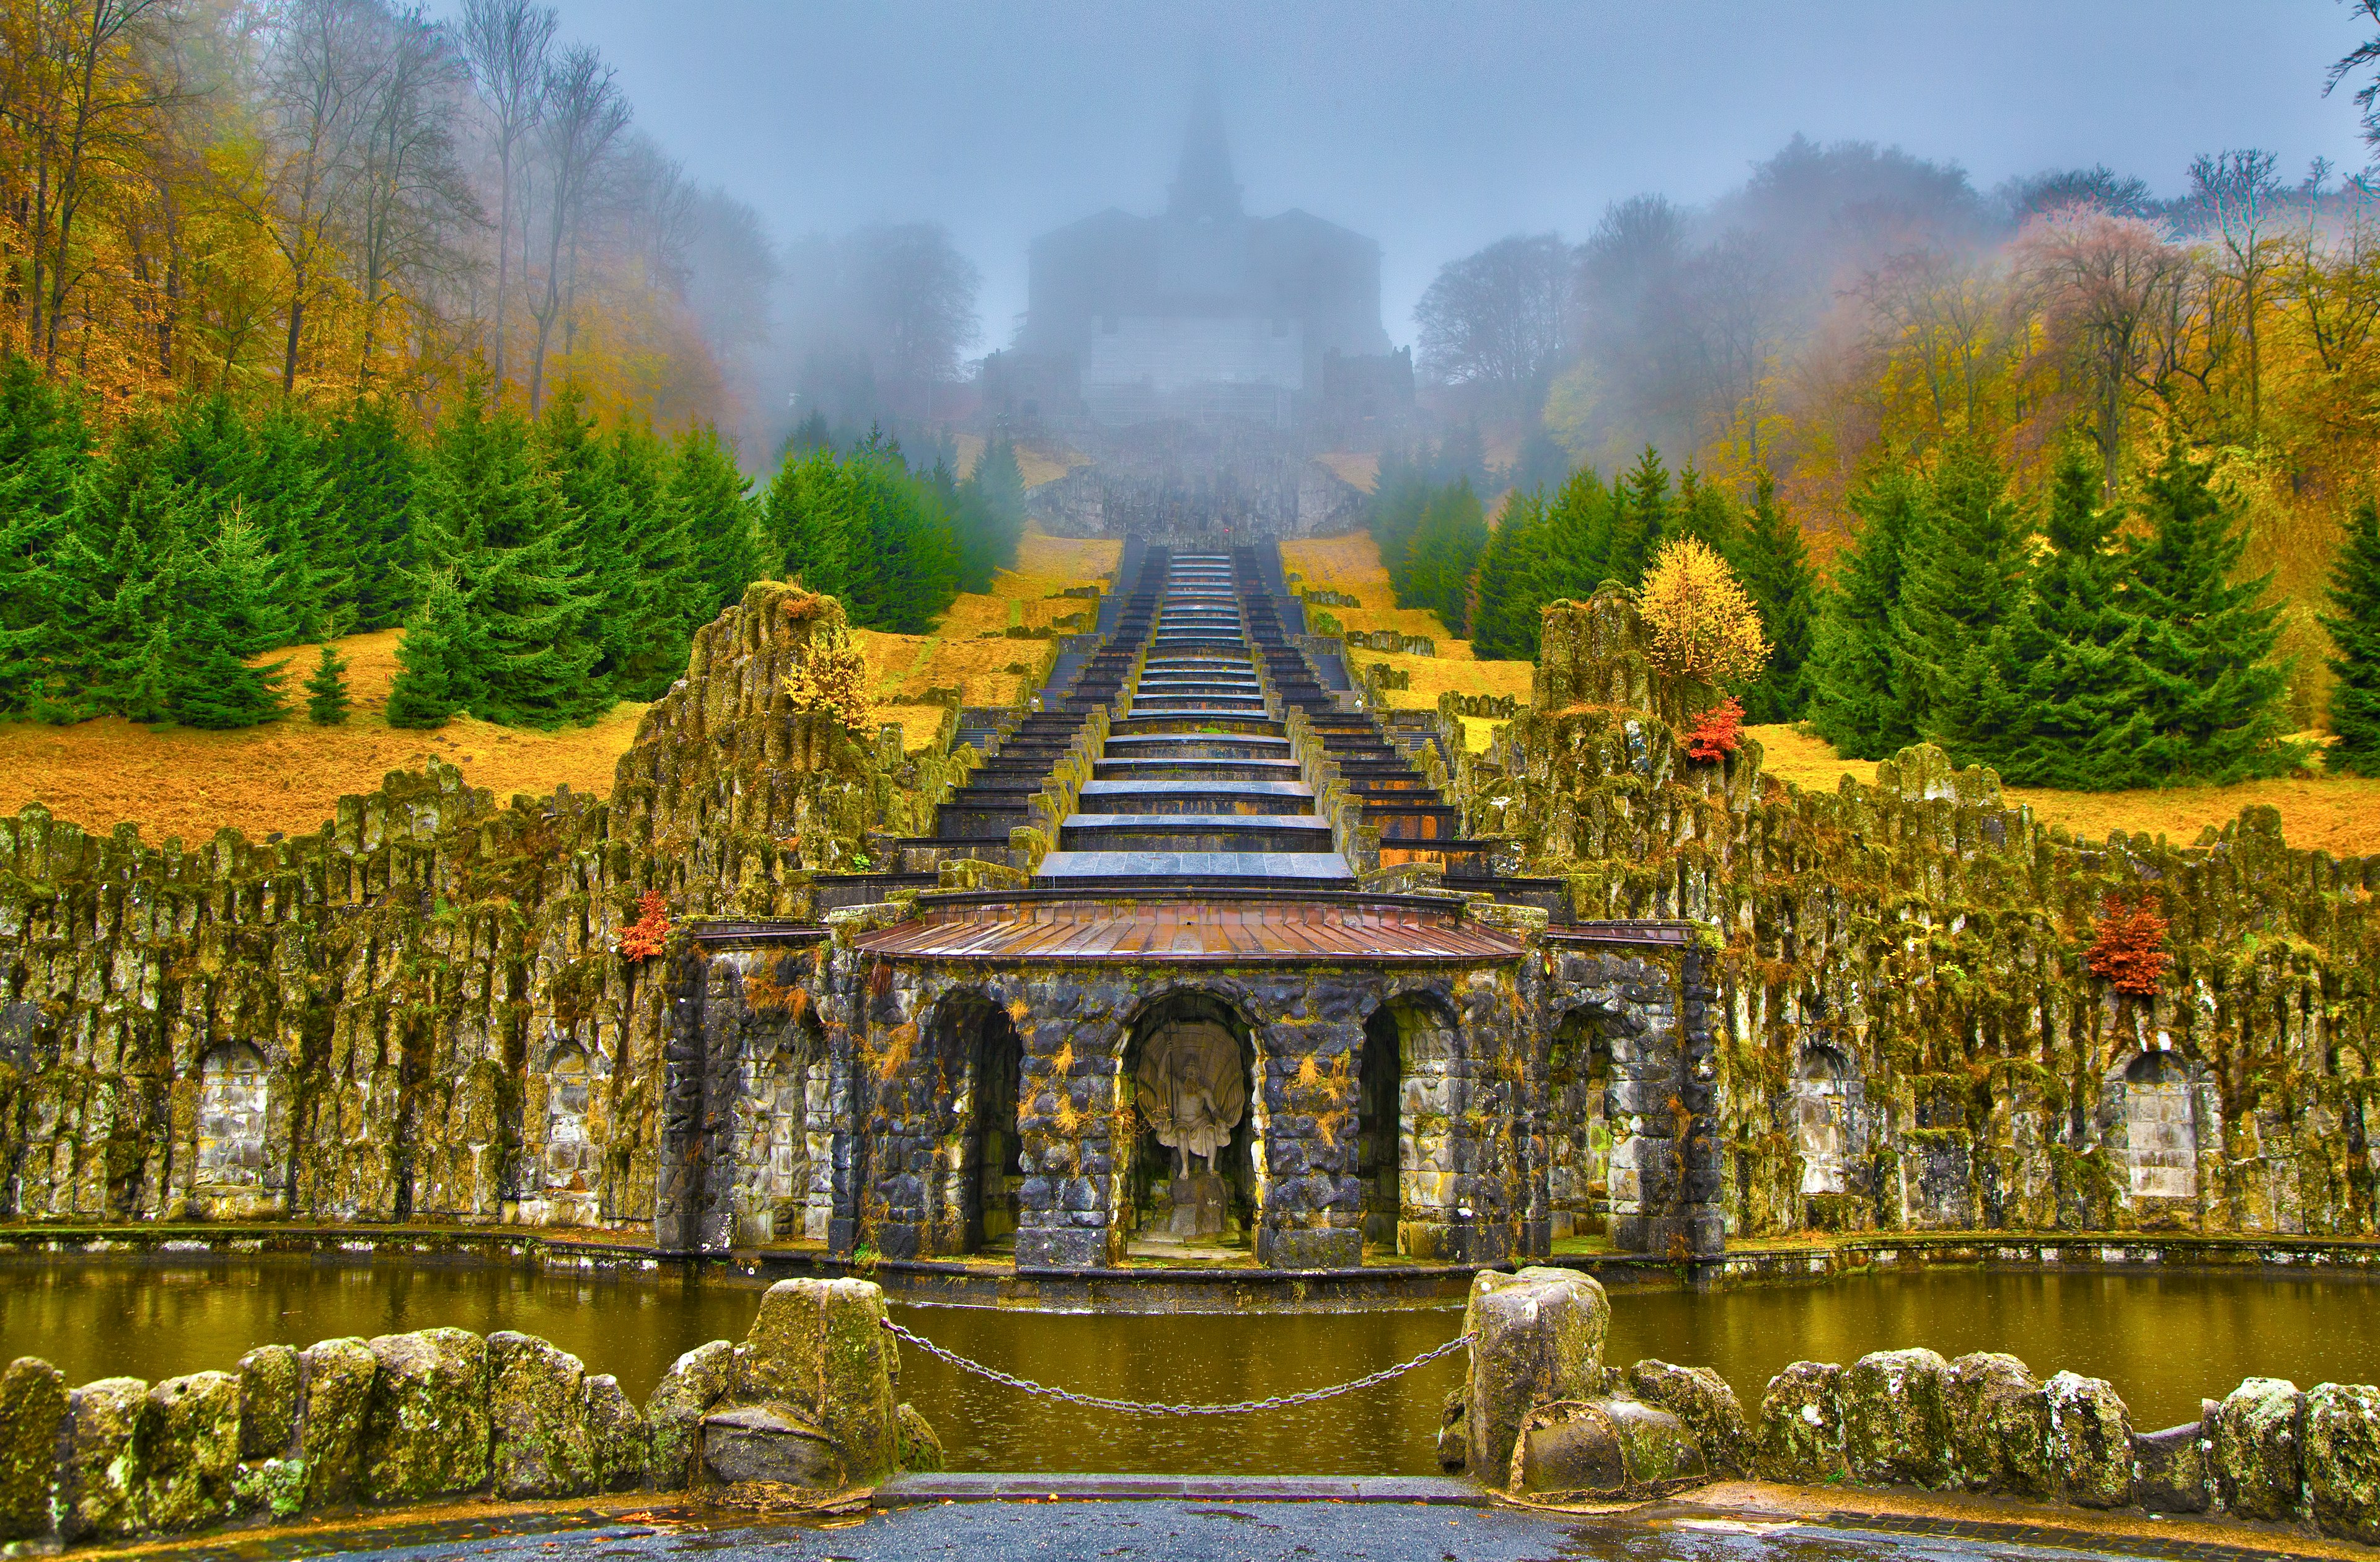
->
[1611,445,1672,583]
[765,446,857,598]
[1809,462,1923,758]
[45,429,186,720]
[305,642,351,725]
[2107,439,2296,782]
[1470,488,1553,660]
[328,399,417,630]
[602,418,704,700]
[1403,479,1489,635]
[1668,464,1741,560]
[2325,498,2380,774]
[386,568,475,728]
[165,516,291,730]
[843,444,958,633]
[674,425,759,614]
[0,355,89,712]
[1536,466,1621,602]
[953,435,1027,593]
[418,390,607,728]
[1899,437,2028,754]
[249,407,350,640]
[1734,472,1818,722]
[1968,437,2147,787]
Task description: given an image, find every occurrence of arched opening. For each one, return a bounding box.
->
[746,1010,827,1244]
[1794,1044,1856,1196]
[544,1044,594,1197]
[196,1043,268,1187]
[1362,994,1461,1258]
[2125,1051,2198,1200]
[1122,992,1257,1256]
[1546,1008,1616,1242]
[959,1005,1026,1253]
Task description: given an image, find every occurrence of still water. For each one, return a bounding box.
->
[3,1258,2375,1476]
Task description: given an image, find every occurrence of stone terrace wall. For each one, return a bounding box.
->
[0,585,959,1228]
[1452,587,2379,1239]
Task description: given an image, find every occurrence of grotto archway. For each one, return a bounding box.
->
[1545,1005,1619,1243]
[1360,990,1461,1257]
[2110,1048,2215,1218]
[915,988,1027,1257]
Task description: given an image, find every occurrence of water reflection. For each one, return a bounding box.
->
[2,1259,2374,1476]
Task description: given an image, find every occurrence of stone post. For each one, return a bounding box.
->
[703,1278,905,1491]
[1461,1266,1610,1485]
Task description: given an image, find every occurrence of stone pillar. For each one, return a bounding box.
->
[1608,950,1722,1260]
[1258,1017,1363,1271]
[653,948,711,1251]
[1461,1265,1610,1485]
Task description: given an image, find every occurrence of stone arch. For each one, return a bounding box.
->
[196,1042,270,1189]
[1121,987,1261,1253]
[1545,1004,1620,1242]
[914,986,1028,1256]
[1360,989,1460,1256]
[2117,1048,2205,1206]
[738,1007,829,1245]
[1793,1042,1861,1199]
[542,1042,596,1207]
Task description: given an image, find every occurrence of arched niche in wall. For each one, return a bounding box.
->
[1545,1005,1619,1242]
[1794,1043,1861,1197]
[1121,990,1258,1254]
[917,990,1028,1257]
[543,1043,594,1198]
[2122,1049,2201,1202]
[196,1042,270,1188]
[1359,991,1460,1255]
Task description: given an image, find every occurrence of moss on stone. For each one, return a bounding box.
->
[295,1336,376,1507]
[2304,1381,2380,1543]
[60,1377,148,1542]
[237,1344,298,1463]
[894,1402,945,1473]
[488,1331,592,1500]
[362,1328,490,1502]
[0,1356,68,1542]
[139,1370,240,1532]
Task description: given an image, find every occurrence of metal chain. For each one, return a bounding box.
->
[880,1318,1473,1418]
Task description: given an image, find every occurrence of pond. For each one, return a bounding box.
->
[4,1259,2376,1476]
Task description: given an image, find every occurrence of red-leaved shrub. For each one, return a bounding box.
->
[2086,892,2171,995]
[1686,696,1745,762]
[618,890,672,962]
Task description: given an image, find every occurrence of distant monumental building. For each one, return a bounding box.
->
[987,91,1410,436]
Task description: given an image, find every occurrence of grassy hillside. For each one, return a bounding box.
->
[0,527,1121,843]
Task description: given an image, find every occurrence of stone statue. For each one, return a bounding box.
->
[1134,1018,1247,1237]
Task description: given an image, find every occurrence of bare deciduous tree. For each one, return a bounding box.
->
[2014,205,2191,495]
[457,0,553,389]
[350,2,476,390]
[524,40,627,411]
[1415,232,1572,417]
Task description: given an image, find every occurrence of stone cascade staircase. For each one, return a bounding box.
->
[1036,552,1355,886]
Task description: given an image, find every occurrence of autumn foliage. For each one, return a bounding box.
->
[2086,893,2172,995]
[783,617,877,733]
[1686,696,1746,762]
[617,890,671,962]
[1638,537,1771,686]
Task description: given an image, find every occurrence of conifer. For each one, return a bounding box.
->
[765,446,857,599]
[1537,466,1621,602]
[305,642,352,725]
[1470,488,1553,660]
[2325,498,2380,774]
[1403,479,1489,635]
[0,355,88,712]
[329,399,417,630]
[602,418,704,700]
[2107,439,2296,782]
[386,568,475,728]
[1899,437,2028,754]
[674,425,759,615]
[953,435,1027,592]
[250,407,350,640]
[165,516,291,730]
[1809,462,1923,758]
[1734,471,1817,723]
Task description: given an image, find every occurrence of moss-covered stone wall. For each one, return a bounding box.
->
[0,585,963,1230]
[1453,587,2380,1238]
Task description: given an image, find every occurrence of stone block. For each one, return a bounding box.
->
[1758,1361,1847,1483]
[488,1332,593,1500]
[702,1405,841,1489]
[2215,1377,2304,1522]
[2304,1382,2380,1544]
[1436,1388,1468,1473]
[1463,1266,1610,1484]
[583,1375,646,1493]
[231,1458,308,1520]
[895,1402,944,1473]
[1627,1359,1750,1476]
[645,1339,734,1490]
[1842,1349,1950,1488]
[1507,1400,1624,1497]
[1014,1229,1104,1271]
[1258,1226,1360,1270]
[1606,1398,1709,1493]
[2131,1417,2211,1514]
[2043,1371,2131,1508]
[363,1328,490,1502]
[237,1344,298,1462]
[734,1279,899,1486]
[60,1377,148,1542]
[0,1357,68,1542]
[140,1371,240,1533]
[296,1337,377,1506]
[1943,1352,2047,1496]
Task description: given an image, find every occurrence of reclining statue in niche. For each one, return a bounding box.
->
[1134,1019,1248,1238]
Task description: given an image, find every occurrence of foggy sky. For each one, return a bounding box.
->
[524,0,2375,354]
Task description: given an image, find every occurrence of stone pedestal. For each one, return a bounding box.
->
[1168,1170,1226,1237]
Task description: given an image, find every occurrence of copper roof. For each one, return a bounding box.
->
[850,893,1527,964]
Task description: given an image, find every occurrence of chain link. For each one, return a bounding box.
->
[881,1318,1473,1418]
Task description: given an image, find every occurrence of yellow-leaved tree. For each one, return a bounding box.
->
[1638,536,1770,699]
[783,615,875,734]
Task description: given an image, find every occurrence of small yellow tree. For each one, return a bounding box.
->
[1638,536,1770,687]
[783,617,876,732]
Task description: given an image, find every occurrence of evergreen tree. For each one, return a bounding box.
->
[416,390,606,728]
[0,355,89,712]
[1734,472,1818,722]
[249,407,348,640]
[601,417,704,700]
[953,435,1027,593]
[164,516,291,730]
[842,442,958,633]
[328,399,417,630]
[1503,426,1570,495]
[305,642,352,725]
[386,567,474,728]
[1668,464,1741,560]
[2325,498,2380,774]
[45,429,186,720]
[1899,436,2027,753]
[1536,466,1621,602]
[1470,488,1554,660]
[673,425,759,614]
[765,446,857,599]
[1808,462,1924,758]
[1403,479,1489,635]
[2105,439,2296,782]
[1966,437,2146,786]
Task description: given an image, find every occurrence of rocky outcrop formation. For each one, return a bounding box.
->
[0,1278,941,1550]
